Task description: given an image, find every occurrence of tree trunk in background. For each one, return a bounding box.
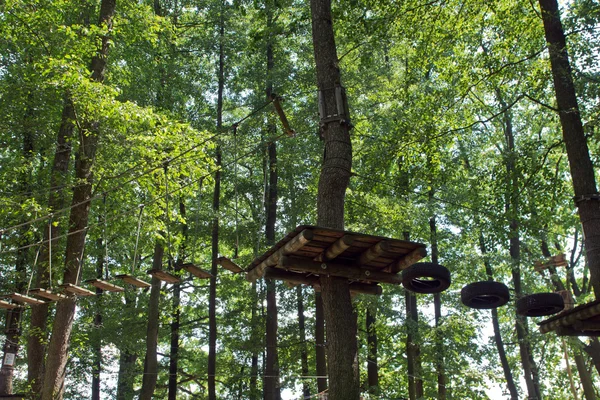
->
[538,0,600,298]
[263,6,281,396]
[296,286,311,400]
[479,233,519,399]
[499,94,542,400]
[0,104,34,395]
[429,215,446,400]
[404,232,423,400]
[91,237,104,400]
[116,344,137,399]
[209,7,225,397]
[40,2,116,398]
[28,94,75,397]
[310,0,357,398]
[366,306,378,395]
[139,241,164,400]
[315,293,327,394]
[583,338,600,376]
[250,281,260,399]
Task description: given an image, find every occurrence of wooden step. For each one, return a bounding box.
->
[9,293,46,305]
[85,279,124,293]
[115,274,151,288]
[0,300,18,310]
[29,288,68,301]
[59,283,95,297]
[182,263,212,279]
[147,269,181,284]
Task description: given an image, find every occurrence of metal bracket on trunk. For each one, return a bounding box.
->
[574,193,600,205]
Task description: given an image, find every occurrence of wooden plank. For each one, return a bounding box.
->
[182,263,212,279]
[0,300,18,310]
[246,228,314,281]
[271,94,295,137]
[85,279,125,293]
[263,267,382,295]
[147,269,181,284]
[279,256,403,285]
[315,235,355,262]
[115,274,151,288]
[60,283,95,297]
[388,247,427,273]
[29,288,68,301]
[9,293,47,305]
[573,320,600,331]
[218,257,243,273]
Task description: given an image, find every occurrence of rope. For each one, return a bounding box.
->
[26,244,41,295]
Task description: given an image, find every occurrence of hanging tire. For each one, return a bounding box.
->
[516,292,564,317]
[461,281,510,309]
[401,262,451,294]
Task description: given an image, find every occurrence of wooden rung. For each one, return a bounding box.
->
[357,240,392,266]
[115,274,151,288]
[182,263,212,279]
[217,257,243,273]
[9,293,47,305]
[29,288,68,301]
[0,300,18,310]
[59,283,95,297]
[147,269,181,284]
[315,235,355,262]
[388,247,427,273]
[85,279,125,293]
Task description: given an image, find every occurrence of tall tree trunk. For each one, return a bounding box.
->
[208,6,225,398]
[429,215,446,400]
[583,338,600,376]
[404,232,423,400]
[139,241,165,400]
[27,94,75,396]
[310,0,357,399]
[40,2,116,398]
[366,306,378,395]
[479,234,519,400]
[0,104,34,394]
[116,338,138,399]
[296,286,311,400]
[91,237,105,400]
[538,0,600,298]
[263,7,281,397]
[250,281,260,399]
[500,93,542,400]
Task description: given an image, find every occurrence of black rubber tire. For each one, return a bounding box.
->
[461,281,510,309]
[516,292,564,317]
[401,262,451,294]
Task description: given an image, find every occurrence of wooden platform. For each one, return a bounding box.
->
[246,225,427,292]
[85,279,125,293]
[539,299,600,336]
[8,293,46,305]
[218,257,243,273]
[147,269,181,284]
[534,253,568,272]
[0,300,18,310]
[115,274,151,288]
[29,288,68,301]
[182,263,212,279]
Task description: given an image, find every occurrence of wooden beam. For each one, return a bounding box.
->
[217,257,243,273]
[182,263,212,279]
[29,288,68,301]
[264,267,382,295]
[387,247,427,273]
[115,274,151,288]
[271,94,295,137]
[147,269,181,284]
[315,234,355,262]
[278,255,402,285]
[9,293,47,305]
[0,300,18,310]
[357,240,391,266]
[573,320,600,331]
[85,279,124,293]
[246,228,314,281]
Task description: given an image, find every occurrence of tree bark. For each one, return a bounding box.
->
[366,306,378,395]
[479,233,519,400]
[139,241,164,400]
[28,94,75,396]
[429,215,446,400]
[573,347,596,400]
[538,0,600,298]
[315,292,328,394]
[91,237,104,400]
[40,3,116,398]
[208,7,225,397]
[310,0,357,398]
[404,231,423,400]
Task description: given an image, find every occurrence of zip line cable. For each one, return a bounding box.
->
[0,98,276,237]
[0,130,290,255]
